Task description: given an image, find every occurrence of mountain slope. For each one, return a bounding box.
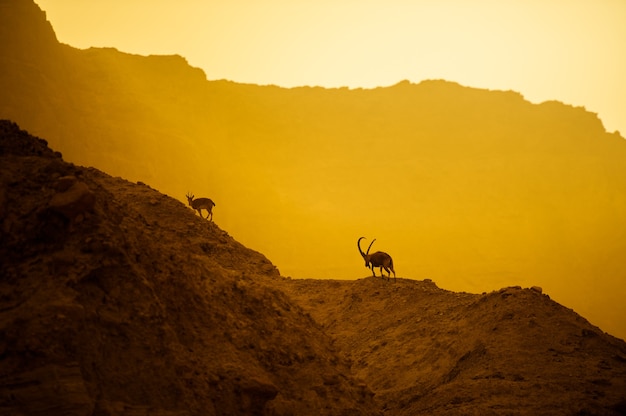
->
[0,120,378,416]
[2,121,626,415]
[276,277,626,415]
[2,0,626,341]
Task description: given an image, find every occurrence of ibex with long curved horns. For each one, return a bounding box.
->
[358,237,396,281]
[186,192,215,221]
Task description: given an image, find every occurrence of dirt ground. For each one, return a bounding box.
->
[276,278,626,415]
[1,120,626,415]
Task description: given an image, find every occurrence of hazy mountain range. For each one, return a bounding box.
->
[1,0,626,340]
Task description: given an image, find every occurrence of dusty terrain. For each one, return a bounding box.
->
[276,278,626,415]
[1,121,626,415]
[0,121,376,415]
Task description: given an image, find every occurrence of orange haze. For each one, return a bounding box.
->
[8,1,626,341]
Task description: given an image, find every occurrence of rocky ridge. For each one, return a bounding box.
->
[276,278,626,415]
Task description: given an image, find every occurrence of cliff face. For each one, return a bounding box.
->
[0,0,59,58]
[2,0,626,341]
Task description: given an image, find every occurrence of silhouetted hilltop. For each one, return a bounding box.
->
[2,0,626,342]
[2,121,625,415]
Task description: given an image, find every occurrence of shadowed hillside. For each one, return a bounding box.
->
[0,121,377,416]
[2,0,626,340]
[1,121,626,415]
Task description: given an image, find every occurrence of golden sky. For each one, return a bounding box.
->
[35,0,626,136]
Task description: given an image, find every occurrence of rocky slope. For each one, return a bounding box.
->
[2,122,626,415]
[276,278,626,415]
[0,120,378,416]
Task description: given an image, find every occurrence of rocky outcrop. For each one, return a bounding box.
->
[48,176,96,221]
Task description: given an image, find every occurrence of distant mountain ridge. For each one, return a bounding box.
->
[2,0,626,340]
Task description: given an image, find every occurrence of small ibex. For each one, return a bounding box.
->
[358,237,396,281]
[186,192,215,221]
